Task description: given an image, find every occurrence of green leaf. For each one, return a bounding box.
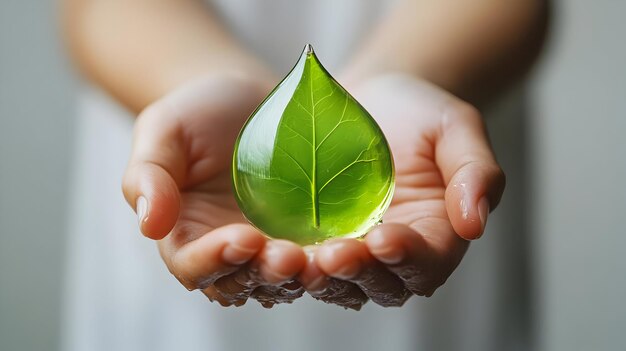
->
[232,44,394,245]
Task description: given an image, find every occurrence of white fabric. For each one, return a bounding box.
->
[62,2,531,350]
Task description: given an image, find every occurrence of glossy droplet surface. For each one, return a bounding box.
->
[232,44,394,245]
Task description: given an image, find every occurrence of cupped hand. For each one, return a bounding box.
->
[122,74,307,307]
[299,75,505,309]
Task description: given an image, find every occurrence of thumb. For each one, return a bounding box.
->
[436,103,506,240]
[122,102,187,240]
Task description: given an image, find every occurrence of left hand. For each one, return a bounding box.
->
[298,75,506,309]
[122,74,307,308]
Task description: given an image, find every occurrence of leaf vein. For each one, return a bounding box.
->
[313,87,336,108]
[316,95,349,151]
[276,145,312,183]
[254,175,311,196]
[319,157,378,192]
[319,194,365,205]
[291,98,313,116]
[283,123,313,146]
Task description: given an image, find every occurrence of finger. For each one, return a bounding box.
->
[315,239,411,307]
[212,264,262,302]
[122,102,187,239]
[435,103,506,239]
[215,274,303,308]
[160,224,266,290]
[248,241,306,307]
[365,223,468,296]
[254,240,307,285]
[201,285,237,307]
[311,279,369,311]
[299,247,368,310]
[250,281,305,308]
[213,240,306,305]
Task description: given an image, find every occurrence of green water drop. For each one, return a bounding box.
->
[232,44,395,245]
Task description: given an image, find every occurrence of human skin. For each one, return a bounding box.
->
[299,74,504,308]
[123,74,309,306]
[62,0,549,307]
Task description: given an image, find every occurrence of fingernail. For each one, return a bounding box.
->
[367,231,404,264]
[307,275,329,294]
[223,243,259,265]
[136,196,148,228]
[281,280,302,292]
[460,195,470,220]
[333,261,360,280]
[477,196,490,238]
[371,246,404,265]
[320,241,361,279]
[260,241,294,283]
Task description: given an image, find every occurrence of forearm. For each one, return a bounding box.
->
[62,0,274,112]
[342,0,550,105]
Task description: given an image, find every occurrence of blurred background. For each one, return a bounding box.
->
[1,1,624,350]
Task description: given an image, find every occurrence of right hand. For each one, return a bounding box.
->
[122,73,307,307]
[298,75,505,310]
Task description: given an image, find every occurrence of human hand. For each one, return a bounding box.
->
[122,74,307,307]
[299,75,505,309]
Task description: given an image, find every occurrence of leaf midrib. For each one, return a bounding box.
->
[309,58,320,228]
[291,55,380,228]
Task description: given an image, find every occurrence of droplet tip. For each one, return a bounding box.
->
[304,43,314,55]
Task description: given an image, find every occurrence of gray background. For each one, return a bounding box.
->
[0,1,624,350]
[0,1,75,350]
